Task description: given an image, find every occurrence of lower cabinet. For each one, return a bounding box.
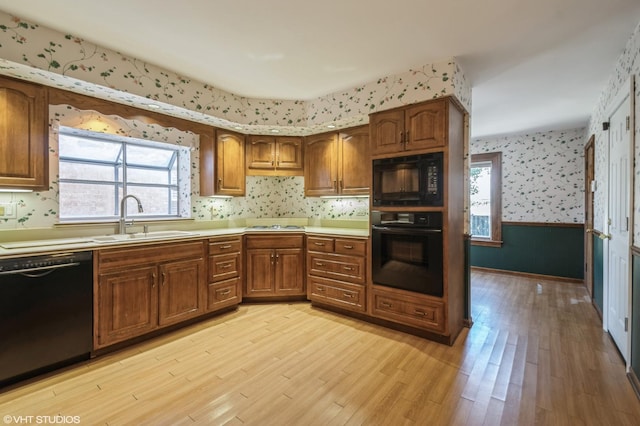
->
[95,240,206,349]
[306,235,367,313]
[207,235,243,311]
[245,234,305,298]
[371,288,445,333]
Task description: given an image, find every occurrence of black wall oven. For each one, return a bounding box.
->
[371,211,443,297]
[372,152,443,207]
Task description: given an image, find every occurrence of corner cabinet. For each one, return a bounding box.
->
[95,240,207,349]
[369,98,448,157]
[200,129,245,196]
[244,234,305,299]
[304,125,370,196]
[0,76,49,190]
[246,135,303,176]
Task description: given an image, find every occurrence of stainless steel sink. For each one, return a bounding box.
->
[91,230,197,243]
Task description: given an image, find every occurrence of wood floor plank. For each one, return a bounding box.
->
[1,271,639,425]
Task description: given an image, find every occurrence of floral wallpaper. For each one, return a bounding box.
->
[0,11,471,137]
[470,127,587,223]
[0,10,470,232]
[587,20,640,246]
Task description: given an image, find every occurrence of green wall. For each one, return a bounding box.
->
[470,223,584,280]
[593,236,604,313]
[632,253,640,381]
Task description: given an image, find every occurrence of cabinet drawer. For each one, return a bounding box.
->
[334,238,366,256]
[246,234,303,249]
[307,236,334,253]
[209,237,241,253]
[307,252,365,284]
[308,276,365,312]
[98,241,205,271]
[372,291,445,333]
[209,252,240,282]
[207,278,241,311]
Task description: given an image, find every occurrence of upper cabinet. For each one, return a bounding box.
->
[0,76,49,191]
[246,135,303,176]
[370,98,447,157]
[304,125,370,197]
[200,129,245,196]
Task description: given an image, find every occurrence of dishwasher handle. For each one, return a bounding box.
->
[0,262,81,277]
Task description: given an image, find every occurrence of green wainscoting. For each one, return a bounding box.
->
[632,252,640,383]
[470,223,584,280]
[593,235,604,313]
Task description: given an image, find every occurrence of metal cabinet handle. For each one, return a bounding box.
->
[414,309,426,316]
[221,263,232,269]
[381,301,392,308]
[152,272,156,288]
[217,178,222,191]
[218,289,231,296]
[314,242,325,246]
[343,292,354,299]
[161,272,166,286]
[220,244,232,249]
[317,286,325,292]
[343,266,354,271]
[316,262,326,267]
[343,245,353,249]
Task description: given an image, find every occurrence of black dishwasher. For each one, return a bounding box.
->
[0,251,93,387]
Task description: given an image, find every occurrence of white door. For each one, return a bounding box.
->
[607,95,631,360]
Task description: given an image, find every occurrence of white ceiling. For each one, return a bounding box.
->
[1,0,640,138]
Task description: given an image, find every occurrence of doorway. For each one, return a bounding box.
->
[604,78,634,363]
[584,135,595,300]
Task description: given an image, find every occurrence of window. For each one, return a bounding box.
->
[470,152,502,246]
[58,127,190,221]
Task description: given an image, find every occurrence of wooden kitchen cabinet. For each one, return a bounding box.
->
[370,98,448,157]
[245,234,305,298]
[246,135,303,176]
[207,235,243,311]
[158,258,206,327]
[0,76,49,191]
[200,129,245,196]
[95,240,207,349]
[307,235,367,312]
[304,125,370,196]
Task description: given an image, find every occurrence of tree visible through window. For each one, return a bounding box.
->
[470,152,502,245]
[58,127,189,221]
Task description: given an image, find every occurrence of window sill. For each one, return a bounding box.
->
[471,238,503,247]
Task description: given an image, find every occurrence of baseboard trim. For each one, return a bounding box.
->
[470,266,583,284]
[628,369,640,401]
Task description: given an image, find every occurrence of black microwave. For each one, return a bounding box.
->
[372,152,443,207]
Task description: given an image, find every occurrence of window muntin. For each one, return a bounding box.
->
[58,127,187,221]
[470,152,502,245]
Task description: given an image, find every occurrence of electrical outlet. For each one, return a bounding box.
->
[0,203,17,219]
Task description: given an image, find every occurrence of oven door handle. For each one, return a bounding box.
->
[371,225,442,234]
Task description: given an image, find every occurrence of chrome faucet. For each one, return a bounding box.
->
[119,195,144,234]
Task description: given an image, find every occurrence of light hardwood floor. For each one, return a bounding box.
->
[1,271,639,425]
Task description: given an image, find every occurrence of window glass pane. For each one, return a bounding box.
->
[59,135,122,163]
[59,182,116,218]
[126,144,175,167]
[127,186,176,215]
[59,161,118,182]
[470,165,492,238]
[126,167,170,185]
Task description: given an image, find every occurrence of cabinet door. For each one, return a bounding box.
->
[405,99,446,151]
[216,130,245,196]
[158,258,206,326]
[304,133,338,196]
[276,137,303,171]
[247,136,276,170]
[339,126,370,195]
[0,76,48,190]
[245,248,275,297]
[275,248,305,295]
[369,109,404,156]
[96,266,158,348]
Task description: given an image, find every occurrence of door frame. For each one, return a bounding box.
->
[584,135,595,299]
[602,75,635,367]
